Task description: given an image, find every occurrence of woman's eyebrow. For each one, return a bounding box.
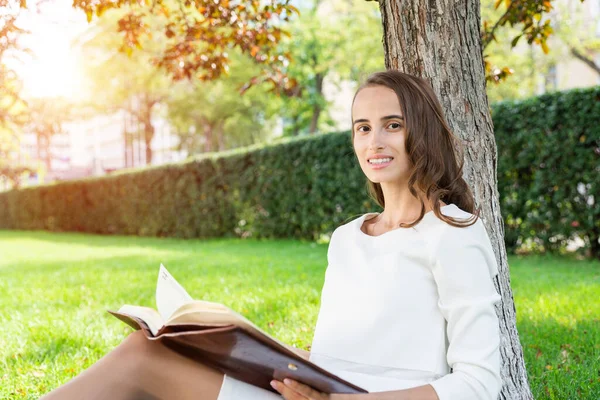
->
[352,115,405,125]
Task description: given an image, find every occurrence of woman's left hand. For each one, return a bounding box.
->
[270,378,332,400]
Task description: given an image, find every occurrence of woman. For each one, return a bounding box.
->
[42,70,502,400]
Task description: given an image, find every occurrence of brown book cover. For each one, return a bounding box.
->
[108,265,367,395]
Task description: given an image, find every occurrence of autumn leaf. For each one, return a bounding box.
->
[287,4,300,15]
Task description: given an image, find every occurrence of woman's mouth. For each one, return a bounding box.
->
[368,157,393,169]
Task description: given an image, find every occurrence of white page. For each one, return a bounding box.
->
[156,264,194,321]
[118,305,164,336]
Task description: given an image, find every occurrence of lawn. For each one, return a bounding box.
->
[0,230,598,399]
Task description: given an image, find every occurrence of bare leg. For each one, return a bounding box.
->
[41,330,225,400]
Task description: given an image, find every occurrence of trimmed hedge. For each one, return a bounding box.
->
[494,87,600,258]
[1,87,598,258]
[0,132,378,240]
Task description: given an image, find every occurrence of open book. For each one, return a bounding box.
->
[109,265,367,394]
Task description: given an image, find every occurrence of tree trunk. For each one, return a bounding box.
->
[203,122,213,153]
[144,123,154,165]
[378,1,532,398]
[37,134,51,172]
[309,72,324,134]
[141,103,155,165]
[217,122,225,151]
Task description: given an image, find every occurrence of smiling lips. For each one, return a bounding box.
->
[367,157,394,169]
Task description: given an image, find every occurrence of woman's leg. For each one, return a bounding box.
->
[41,330,225,400]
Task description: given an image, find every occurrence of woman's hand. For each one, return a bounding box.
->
[270,378,336,400]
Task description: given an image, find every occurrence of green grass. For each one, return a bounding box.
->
[510,254,600,399]
[0,231,598,399]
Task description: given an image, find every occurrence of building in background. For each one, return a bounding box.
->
[14,109,186,189]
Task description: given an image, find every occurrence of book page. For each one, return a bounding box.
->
[156,264,194,321]
[117,305,164,336]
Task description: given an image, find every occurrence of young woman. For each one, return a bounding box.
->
[41,70,502,400]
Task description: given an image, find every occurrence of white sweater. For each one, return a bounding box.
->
[309,204,502,400]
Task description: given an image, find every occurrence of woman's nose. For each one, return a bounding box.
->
[368,129,385,150]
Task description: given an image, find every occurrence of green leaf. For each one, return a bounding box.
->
[511,34,522,48]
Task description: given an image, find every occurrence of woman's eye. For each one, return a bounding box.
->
[388,123,402,129]
[357,126,370,133]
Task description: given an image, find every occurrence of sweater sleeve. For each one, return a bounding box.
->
[428,218,502,400]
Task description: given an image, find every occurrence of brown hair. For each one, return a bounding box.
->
[351,70,480,228]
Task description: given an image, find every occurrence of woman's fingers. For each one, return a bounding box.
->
[271,379,330,400]
[271,380,306,399]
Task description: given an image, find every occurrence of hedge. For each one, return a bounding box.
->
[494,87,600,259]
[1,86,598,258]
[0,132,377,240]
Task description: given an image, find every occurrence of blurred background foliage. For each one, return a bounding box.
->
[1,0,599,259]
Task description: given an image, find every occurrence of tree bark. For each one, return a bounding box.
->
[378,1,532,398]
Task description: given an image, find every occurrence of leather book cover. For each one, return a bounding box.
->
[109,311,368,395]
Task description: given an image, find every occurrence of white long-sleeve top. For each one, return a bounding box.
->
[308,204,502,400]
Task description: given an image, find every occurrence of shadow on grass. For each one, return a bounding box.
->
[0,250,325,283]
[0,229,313,250]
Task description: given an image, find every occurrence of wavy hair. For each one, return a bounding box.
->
[351,70,480,228]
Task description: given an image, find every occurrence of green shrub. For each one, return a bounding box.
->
[493,87,600,258]
[0,132,378,240]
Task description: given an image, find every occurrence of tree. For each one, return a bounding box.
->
[552,0,600,77]
[166,50,280,153]
[25,97,73,171]
[71,0,300,94]
[378,1,531,398]
[481,0,555,84]
[0,5,31,188]
[481,0,556,102]
[77,9,174,165]
[277,0,384,136]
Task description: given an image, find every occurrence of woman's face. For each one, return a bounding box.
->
[352,85,412,185]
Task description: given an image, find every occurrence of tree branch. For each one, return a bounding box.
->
[571,47,600,76]
[482,2,516,50]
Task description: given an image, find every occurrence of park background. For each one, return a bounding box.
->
[0,0,599,398]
